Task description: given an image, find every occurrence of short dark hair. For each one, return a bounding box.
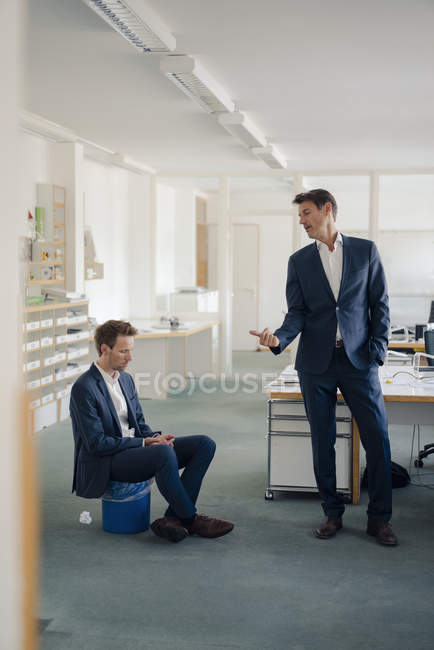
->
[94,320,138,356]
[292,188,338,220]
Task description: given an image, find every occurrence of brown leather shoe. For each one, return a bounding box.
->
[151,516,189,543]
[315,516,343,539]
[367,519,398,546]
[189,513,234,538]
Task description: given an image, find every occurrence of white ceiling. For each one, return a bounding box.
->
[24,0,434,173]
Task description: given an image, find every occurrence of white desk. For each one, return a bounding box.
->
[266,365,434,504]
[127,320,220,399]
[388,340,426,353]
[380,365,434,426]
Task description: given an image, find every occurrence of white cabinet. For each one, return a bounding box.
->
[266,398,354,500]
[23,300,90,433]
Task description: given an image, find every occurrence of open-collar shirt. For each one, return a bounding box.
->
[316,232,343,341]
[94,362,135,437]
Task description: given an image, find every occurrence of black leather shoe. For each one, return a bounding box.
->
[315,516,343,539]
[366,519,398,546]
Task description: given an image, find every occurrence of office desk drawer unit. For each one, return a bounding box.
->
[265,399,353,501]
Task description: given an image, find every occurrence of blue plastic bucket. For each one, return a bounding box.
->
[101,480,152,534]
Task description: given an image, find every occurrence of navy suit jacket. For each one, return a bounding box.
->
[70,363,156,498]
[272,235,390,373]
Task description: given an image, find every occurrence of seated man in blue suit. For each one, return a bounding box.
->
[250,189,397,546]
[70,319,233,543]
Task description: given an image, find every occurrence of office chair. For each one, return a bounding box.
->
[425,330,434,366]
[414,330,434,467]
[429,300,434,324]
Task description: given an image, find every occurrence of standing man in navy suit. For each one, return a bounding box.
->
[70,320,233,543]
[250,189,397,546]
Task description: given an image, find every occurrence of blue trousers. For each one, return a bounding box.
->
[298,347,392,521]
[110,435,216,521]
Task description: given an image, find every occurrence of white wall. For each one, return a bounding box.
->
[128,172,152,320]
[174,187,196,288]
[206,193,219,290]
[18,132,50,233]
[84,159,131,322]
[232,214,292,333]
[208,187,293,345]
[155,183,175,295]
[303,175,370,231]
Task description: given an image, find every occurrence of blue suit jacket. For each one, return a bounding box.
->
[70,363,156,498]
[272,235,390,373]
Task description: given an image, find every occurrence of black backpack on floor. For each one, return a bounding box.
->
[361,461,410,489]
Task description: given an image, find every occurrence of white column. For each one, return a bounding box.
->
[149,174,157,316]
[0,0,24,647]
[292,172,303,252]
[174,186,196,287]
[49,142,85,294]
[218,176,232,376]
[128,172,152,319]
[369,171,379,243]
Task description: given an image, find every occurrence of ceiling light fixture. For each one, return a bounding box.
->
[81,0,176,52]
[19,111,76,143]
[251,145,287,169]
[217,111,267,149]
[110,152,155,174]
[160,55,235,114]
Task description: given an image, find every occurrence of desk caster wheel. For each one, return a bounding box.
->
[265,490,274,500]
[414,459,424,468]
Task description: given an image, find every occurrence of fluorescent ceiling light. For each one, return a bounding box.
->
[19,111,76,143]
[251,145,287,169]
[81,0,176,52]
[217,111,267,148]
[110,152,155,174]
[160,55,235,114]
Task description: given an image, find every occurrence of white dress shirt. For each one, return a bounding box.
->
[95,362,136,438]
[316,232,343,341]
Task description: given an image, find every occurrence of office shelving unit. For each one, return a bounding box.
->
[23,182,92,432]
[26,184,66,290]
[23,300,91,433]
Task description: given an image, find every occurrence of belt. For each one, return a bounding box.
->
[335,339,344,348]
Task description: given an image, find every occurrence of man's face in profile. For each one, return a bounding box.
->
[298,200,332,241]
[103,335,134,372]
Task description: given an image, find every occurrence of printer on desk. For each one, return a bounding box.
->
[390,326,414,341]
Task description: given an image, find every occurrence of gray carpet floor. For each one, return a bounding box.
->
[37,352,434,650]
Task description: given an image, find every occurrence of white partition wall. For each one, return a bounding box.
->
[377,173,434,327]
[229,176,294,348]
[1,1,25,648]
[302,174,370,237]
[232,224,259,350]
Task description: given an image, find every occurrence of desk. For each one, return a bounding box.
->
[388,340,425,352]
[381,366,434,426]
[126,321,220,399]
[266,365,434,505]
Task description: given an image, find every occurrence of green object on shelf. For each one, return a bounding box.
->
[35,206,44,238]
[26,296,45,306]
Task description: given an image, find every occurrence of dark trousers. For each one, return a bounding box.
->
[110,435,216,521]
[298,346,392,521]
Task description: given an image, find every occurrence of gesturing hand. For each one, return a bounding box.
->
[249,328,280,349]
